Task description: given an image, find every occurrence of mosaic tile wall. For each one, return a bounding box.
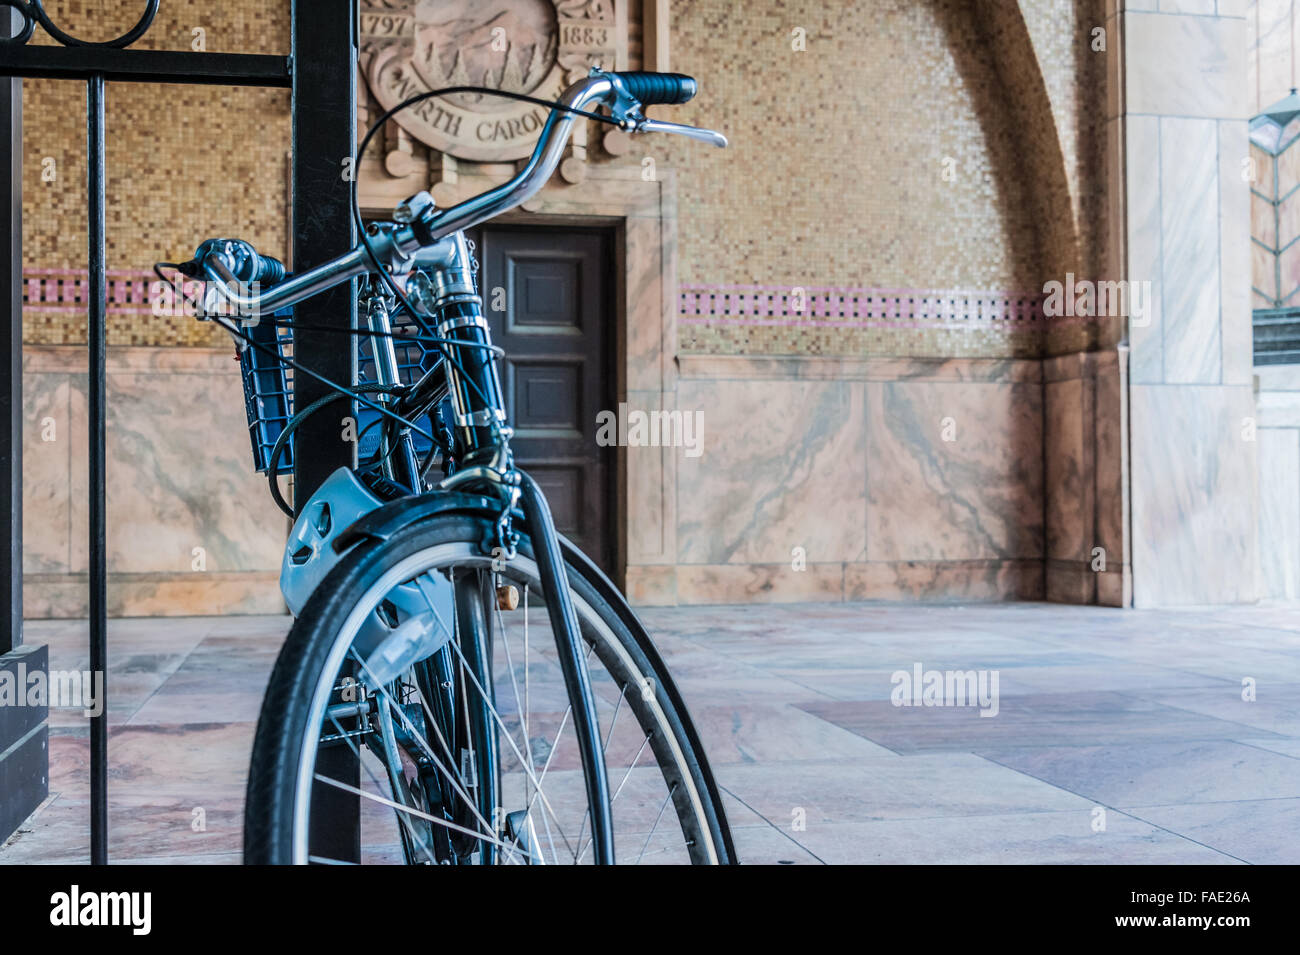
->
[654,0,1113,358]
[20,0,1111,360]
[20,0,290,347]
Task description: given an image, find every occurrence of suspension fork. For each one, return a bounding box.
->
[417,232,506,467]
[422,232,616,863]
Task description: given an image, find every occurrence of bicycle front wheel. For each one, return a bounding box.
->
[244,512,734,865]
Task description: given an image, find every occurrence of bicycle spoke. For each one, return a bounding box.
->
[323,709,439,866]
[442,631,579,859]
[342,649,521,863]
[313,772,522,857]
[355,621,574,863]
[636,783,678,866]
[424,571,593,858]
[493,581,559,862]
[577,731,652,863]
[273,540,716,865]
[603,684,628,751]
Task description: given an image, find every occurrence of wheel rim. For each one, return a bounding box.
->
[289,542,718,864]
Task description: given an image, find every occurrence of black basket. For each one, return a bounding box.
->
[237,305,441,475]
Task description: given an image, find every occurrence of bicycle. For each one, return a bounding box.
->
[158,69,736,864]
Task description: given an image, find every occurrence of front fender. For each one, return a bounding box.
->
[331,488,507,554]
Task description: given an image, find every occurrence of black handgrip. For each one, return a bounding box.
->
[613,71,697,106]
[247,252,286,285]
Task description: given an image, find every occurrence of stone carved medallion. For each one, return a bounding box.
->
[361,0,619,162]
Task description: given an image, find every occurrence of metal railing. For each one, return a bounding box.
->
[0,0,357,863]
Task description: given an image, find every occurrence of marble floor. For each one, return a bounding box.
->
[3,601,1299,865]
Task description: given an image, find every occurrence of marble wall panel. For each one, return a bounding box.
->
[1219,118,1253,387]
[1042,348,1131,606]
[865,381,1044,563]
[1121,3,1261,607]
[1094,348,1131,604]
[675,378,867,567]
[1126,115,1164,385]
[844,559,1044,603]
[102,368,286,575]
[1255,365,1300,600]
[21,372,73,574]
[1159,1,1217,15]
[1126,12,1246,119]
[675,563,846,605]
[1130,384,1260,605]
[1257,427,1300,600]
[21,346,287,617]
[624,389,676,569]
[1045,376,1089,564]
[667,355,1047,605]
[1159,118,1222,384]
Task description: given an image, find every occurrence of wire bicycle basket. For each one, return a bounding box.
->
[236,301,441,475]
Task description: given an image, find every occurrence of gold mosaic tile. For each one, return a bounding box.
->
[21,0,289,347]
[647,0,1112,358]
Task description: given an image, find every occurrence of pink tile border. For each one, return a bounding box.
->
[30,272,1093,334]
[23,268,169,316]
[679,283,1063,332]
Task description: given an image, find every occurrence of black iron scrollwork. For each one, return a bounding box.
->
[0,0,160,47]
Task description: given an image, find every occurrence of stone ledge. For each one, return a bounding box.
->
[24,572,284,619]
[637,559,1046,605]
[676,354,1043,383]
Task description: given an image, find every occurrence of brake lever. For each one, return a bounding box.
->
[635,118,728,149]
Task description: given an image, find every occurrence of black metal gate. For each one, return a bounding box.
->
[0,0,359,863]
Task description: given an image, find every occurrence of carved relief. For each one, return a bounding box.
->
[360,0,619,163]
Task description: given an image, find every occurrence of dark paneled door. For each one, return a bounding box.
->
[469,225,616,575]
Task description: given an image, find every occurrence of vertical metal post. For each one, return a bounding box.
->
[0,7,49,850]
[87,73,108,866]
[1,14,21,655]
[292,0,360,862]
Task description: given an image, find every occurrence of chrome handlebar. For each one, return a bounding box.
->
[199,70,726,317]
[419,72,617,240]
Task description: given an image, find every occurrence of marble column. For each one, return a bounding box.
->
[1123,1,1261,605]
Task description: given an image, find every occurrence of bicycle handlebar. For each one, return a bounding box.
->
[190,69,723,317]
